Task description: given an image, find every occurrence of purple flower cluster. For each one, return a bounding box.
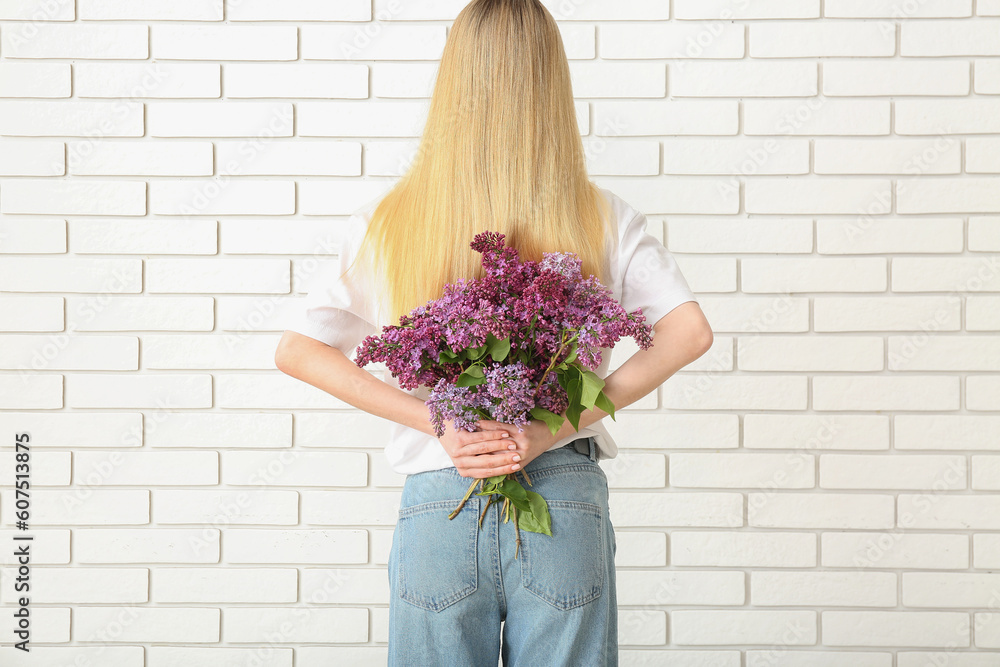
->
[354,231,655,437]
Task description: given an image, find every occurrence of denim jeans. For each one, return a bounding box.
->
[387,436,618,666]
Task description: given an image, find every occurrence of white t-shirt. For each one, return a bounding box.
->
[281,186,699,475]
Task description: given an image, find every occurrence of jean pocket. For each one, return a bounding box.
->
[397,498,479,612]
[520,499,605,611]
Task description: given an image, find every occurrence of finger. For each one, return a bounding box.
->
[476,419,514,432]
[458,435,516,456]
[458,455,521,478]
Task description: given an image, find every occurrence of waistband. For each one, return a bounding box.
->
[558,435,599,463]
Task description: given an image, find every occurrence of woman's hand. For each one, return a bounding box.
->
[476,418,561,471]
[437,420,524,479]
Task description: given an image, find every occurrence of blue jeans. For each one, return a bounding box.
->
[387,436,618,666]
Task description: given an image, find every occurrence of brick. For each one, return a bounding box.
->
[0,218,65,253]
[1,23,147,58]
[975,535,1000,567]
[70,220,218,255]
[301,568,389,604]
[0,258,142,292]
[0,296,63,331]
[826,0,972,17]
[219,219,349,255]
[0,101,143,137]
[671,610,817,645]
[675,0,819,19]
[902,19,1000,55]
[897,415,1000,450]
[889,335,1000,371]
[892,257,1000,291]
[0,412,140,447]
[663,375,807,410]
[814,376,959,411]
[815,138,961,174]
[75,607,219,642]
[68,296,214,332]
[741,257,886,292]
[0,334,137,371]
[2,178,147,214]
[225,529,367,564]
[745,99,890,135]
[748,492,895,529]
[0,139,63,175]
[598,177,738,214]
[824,611,969,647]
[153,25,297,60]
[65,374,212,409]
[302,25,446,61]
[815,296,960,332]
[298,101,428,137]
[821,454,966,490]
[76,62,220,99]
[823,532,968,569]
[229,0,369,20]
[74,451,218,485]
[594,100,738,136]
[216,140,360,176]
[969,376,1000,410]
[584,139,660,176]
[976,59,1000,93]
[824,60,969,96]
[222,451,366,487]
[672,61,817,97]
[751,571,896,606]
[372,63,437,98]
[609,492,743,527]
[601,22,744,59]
[617,570,744,605]
[225,64,368,99]
[544,0,669,20]
[671,531,816,567]
[147,258,289,294]
[154,491,299,526]
[670,452,815,488]
[10,567,147,603]
[143,333,281,369]
[746,177,892,214]
[695,296,810,333]
[215,373,357,410]
[968,138,1000,172]
[744,414,889,451]
[569,61,665,98]
[816,218,963,254]
[147,413,291,448]
[79,0,222,20]
[15,490,148,525]
[903,572,1000,607]
[968,296,1000,330]
[750,21,894,57]
[0,0,74,20]
[738,335,883,371]
[299,179,394,215]
[224,607,366,643]
[148,180,294,215]
[0,62,69,97]
[69,141,213,176]
[600,452,666,488]
[662,138,809,175]
[148,101,292,137]
[898,493,1000,529]
[669,219,811,254]
[896,99,1000,134]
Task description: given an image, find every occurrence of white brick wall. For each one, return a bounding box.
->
[0,0,998,663]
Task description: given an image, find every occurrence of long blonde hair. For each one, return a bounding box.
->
[348,0,612,325]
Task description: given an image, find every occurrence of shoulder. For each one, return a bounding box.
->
[594,185,645,243]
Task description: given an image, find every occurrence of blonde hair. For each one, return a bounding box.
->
[348,0,612,325]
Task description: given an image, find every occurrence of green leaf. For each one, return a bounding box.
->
[566,401,583,431]
[579,370,605,409]
[595,390,616,421]
[515,490,552,536]
[490,336,511,362]
[499,478,530,512]
[529,406,565,436]
[456,364,486,387]
[438,349,460,364]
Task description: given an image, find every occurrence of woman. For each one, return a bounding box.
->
[275,0,713,663]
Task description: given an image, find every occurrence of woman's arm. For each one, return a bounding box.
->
[274,331,438,437]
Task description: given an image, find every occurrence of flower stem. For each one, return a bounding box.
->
[449,477,482,520]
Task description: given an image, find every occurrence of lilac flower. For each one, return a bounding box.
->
[484,361,535,432]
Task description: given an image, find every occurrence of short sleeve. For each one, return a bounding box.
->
[619,210,698,328]
[281,217,380,354]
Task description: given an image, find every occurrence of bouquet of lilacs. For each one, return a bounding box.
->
[354,231,654,557]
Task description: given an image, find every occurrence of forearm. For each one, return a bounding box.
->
[276,333,437,437]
